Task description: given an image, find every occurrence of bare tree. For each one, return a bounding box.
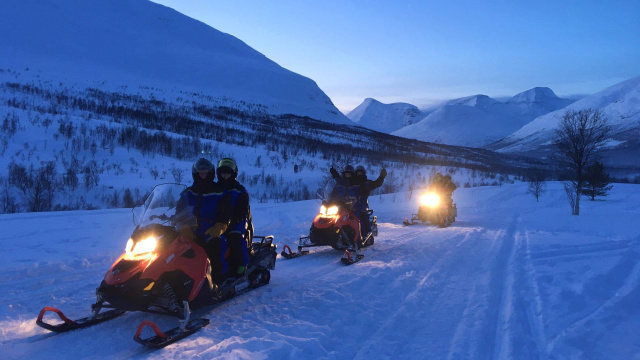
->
[170,166,184,183]
[526,169,547,202]
[553,108,610,215]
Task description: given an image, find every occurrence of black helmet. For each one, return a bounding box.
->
[217,158,238,180]
[192,158,214,173]
[343,165,354,175]
[355,165,366,175]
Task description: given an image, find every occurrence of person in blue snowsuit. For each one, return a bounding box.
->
[216,158,252,279]
[177,158,231,285]
[330,164,386,236]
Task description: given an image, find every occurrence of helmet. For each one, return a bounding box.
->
[343,165,354,175]
[192,158,214,173]
[444,174,452,181]
[434,173,443,181]
[217,158,238,180]
[355,165,366,175]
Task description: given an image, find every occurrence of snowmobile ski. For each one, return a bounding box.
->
[280,244,308,259]
[134,318,210,349]
[341,249,364,265]
[36,306,126,333]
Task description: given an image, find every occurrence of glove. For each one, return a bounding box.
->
[179,226,195,241]
[205,222,228,239]
[380,168,387,178]
[330,167,340,179]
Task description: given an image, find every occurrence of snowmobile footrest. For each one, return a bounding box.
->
[134,318,210,349]
[36,307,126,333]
[341,250,364,265]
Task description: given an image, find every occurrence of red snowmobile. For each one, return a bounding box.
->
[281,182,376,264]
[36,183,277,348]
[403,191,457,227]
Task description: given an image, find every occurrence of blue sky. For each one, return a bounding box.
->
[150,0,640,113]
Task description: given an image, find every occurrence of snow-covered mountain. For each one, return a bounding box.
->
[489,76,640,170]
[0,0,351,124]
[346,98,427,133]
[504,87,575,119]
[390,88,574,147]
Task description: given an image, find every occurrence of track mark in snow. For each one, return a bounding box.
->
[491,216,548,360]
[546,242,640,354]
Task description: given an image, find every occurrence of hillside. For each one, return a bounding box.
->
[0,72,547,213]
[391,88,574,147]
[489,75,640,173]
[346,98,426,133]
[0,0,350,124]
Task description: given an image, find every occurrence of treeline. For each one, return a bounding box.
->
[3,81,546,174]
[0,79,552,213]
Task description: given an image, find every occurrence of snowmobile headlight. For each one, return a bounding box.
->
[126,236,158,255]
[326,206,339,216]
[319,205,327,215]
[420,193,440,207]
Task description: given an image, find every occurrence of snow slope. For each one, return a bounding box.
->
[490,76,640,169]
[1,182,639,359]
[0,0,351,124]
[346,98,426,133]
[391,88,573,147]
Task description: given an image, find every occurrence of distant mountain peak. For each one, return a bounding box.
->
[346,98,425,133]
[509,87,560,104]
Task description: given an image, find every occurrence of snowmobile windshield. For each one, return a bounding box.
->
[132,183,197,229]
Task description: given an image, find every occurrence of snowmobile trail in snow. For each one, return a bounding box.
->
[3,184,640,359]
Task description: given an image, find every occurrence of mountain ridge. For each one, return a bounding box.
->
[0,0,351,124]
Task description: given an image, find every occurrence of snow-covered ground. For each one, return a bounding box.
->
[1,182,639,359]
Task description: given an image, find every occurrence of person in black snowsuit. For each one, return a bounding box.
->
[177,158,231,285]
[441,173,457,209]
[216,158,252,280]
[329,164,387,236]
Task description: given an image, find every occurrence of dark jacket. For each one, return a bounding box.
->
[218,178,252,234]
[179,172,230,238]
[329,167,386,210]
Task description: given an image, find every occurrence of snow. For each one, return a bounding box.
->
[346,98,426,133]
[495,75,640,153]
[1,182,639,359]
[390,89,574,147]
[0,0,352,125]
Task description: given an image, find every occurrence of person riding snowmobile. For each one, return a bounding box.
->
[177,158,231,285]
[216,158,252,280]
[441,173,457,208]
[329,164,386,236]
[429,173,444,194]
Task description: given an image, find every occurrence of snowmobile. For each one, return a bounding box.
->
[403,191,457,227]
[36,183,277,348]
[281,181,377,265]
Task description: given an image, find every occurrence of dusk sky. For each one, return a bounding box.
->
[150,0,640,113]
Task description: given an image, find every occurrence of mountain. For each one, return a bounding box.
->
[0,0,351,124]
[390,88,574,147]
[505,87,575,118]
[346,98,427,133]
[489,76,640,171]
